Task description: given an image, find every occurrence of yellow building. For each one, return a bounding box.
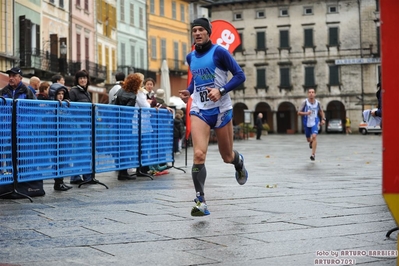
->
[147,0,191,96]
[0,0,16,73]
[96,0,117,84]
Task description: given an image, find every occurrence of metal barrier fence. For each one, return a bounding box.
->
[0,98,13,185]
[140,107,174,167]
[94,104,140,173]
[0,99,173,190]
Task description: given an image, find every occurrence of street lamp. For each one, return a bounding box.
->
[60,42,67,56]
[59,42,67,74]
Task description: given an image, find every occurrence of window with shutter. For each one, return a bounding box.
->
[329,27,339,46]
[304,66,315,87]
[280,68,290,87]
[174,42,179,69]
[151,38,157,59]
[161,39,166,60]
[172,1,176,19]
[304,29,313,48]
[256,32,266,50]
[280,30,289,48]
[329,65,339,85]
[131,45,135,67]
[160,0,164,16]
[256,69,266,88]
[121,43,126,66]
[235,33,243,53]
[121,0,125,22]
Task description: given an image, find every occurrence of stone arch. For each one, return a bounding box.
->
[277,102,297,133]
[326,100,346,123]
[233,102,249,126]
[254,102,273,132]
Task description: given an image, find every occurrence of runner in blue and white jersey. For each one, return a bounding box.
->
[179,18,247,216]
[298,88,326,161]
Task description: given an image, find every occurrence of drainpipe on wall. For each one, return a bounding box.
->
[358,0,364,112]
[69,0,72,65]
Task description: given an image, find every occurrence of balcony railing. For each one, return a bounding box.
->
[163,58,188,75]
[18,49,106,83]
[116,66,157,81]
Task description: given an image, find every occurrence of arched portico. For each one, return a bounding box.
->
[277,102,297,133]
[254,102,273,132]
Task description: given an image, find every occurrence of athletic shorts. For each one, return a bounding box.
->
[190,108,232,129]
[304,124,319,138]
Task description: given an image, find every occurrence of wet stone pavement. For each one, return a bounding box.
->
[0,134,397,266]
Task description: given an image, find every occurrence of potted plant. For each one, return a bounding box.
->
[262,123,270,135]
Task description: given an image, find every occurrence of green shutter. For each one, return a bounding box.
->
[280,68,290,87]
[280,30,289,48]
[256,69,266,87]
[329,65,339,85]
[304,29,313,47]
[305,67,315,86]
[329,27,339,46]
[256,32,266,50]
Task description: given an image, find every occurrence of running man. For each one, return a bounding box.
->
[179,17,247,216]
[298,88,326,161]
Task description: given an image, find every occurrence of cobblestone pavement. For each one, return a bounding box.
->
[0,134,397,266]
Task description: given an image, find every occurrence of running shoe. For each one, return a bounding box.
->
[309,141,312,149]
[191,193,210,216]
[235,154,248,185]
[310,154,315,161]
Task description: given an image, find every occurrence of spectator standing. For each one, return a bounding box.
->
[0,67,35,100]
[173,112,184,155]
[28,76,40,98]
[155,89,166,106]
[37,82,51,100]
[345,116,352,135]
[175,109,185,151]
[43,84,73,191]
[143,77,157,107]
[51,74,65,85]
[255,113,263,140]
[49,74,65,99]
[69,70,94,184]
[371,82,382,118]
[108,72,125,104]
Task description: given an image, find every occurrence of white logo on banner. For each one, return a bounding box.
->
[216,29,236,50]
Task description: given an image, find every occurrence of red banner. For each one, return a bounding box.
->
[185,20,241,140]
[210,20,241,53]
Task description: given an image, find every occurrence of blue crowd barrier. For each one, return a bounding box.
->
[140,107,173,167]
[15,100,93,182]
[0,98,13,185]
[0,99,174,193]
[94,104,140,173]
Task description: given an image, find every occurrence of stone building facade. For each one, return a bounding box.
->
[207,0,380,133]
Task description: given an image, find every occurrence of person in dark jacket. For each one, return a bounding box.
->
[69,70,92,103]
[53,85,73,191]
[0,67,35,100]
[173,112,185,155]
[255,113,263,140]
[49,74,65,99]
[371,82,382,118]
[112,73,142,180]
[37,82,51,100]
[69,70,94,184]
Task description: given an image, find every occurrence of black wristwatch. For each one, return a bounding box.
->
[219,87,227,96]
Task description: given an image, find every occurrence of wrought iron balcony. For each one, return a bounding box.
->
[162,59,188,75]
[116,66,157,81]
[18,49,106,83]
